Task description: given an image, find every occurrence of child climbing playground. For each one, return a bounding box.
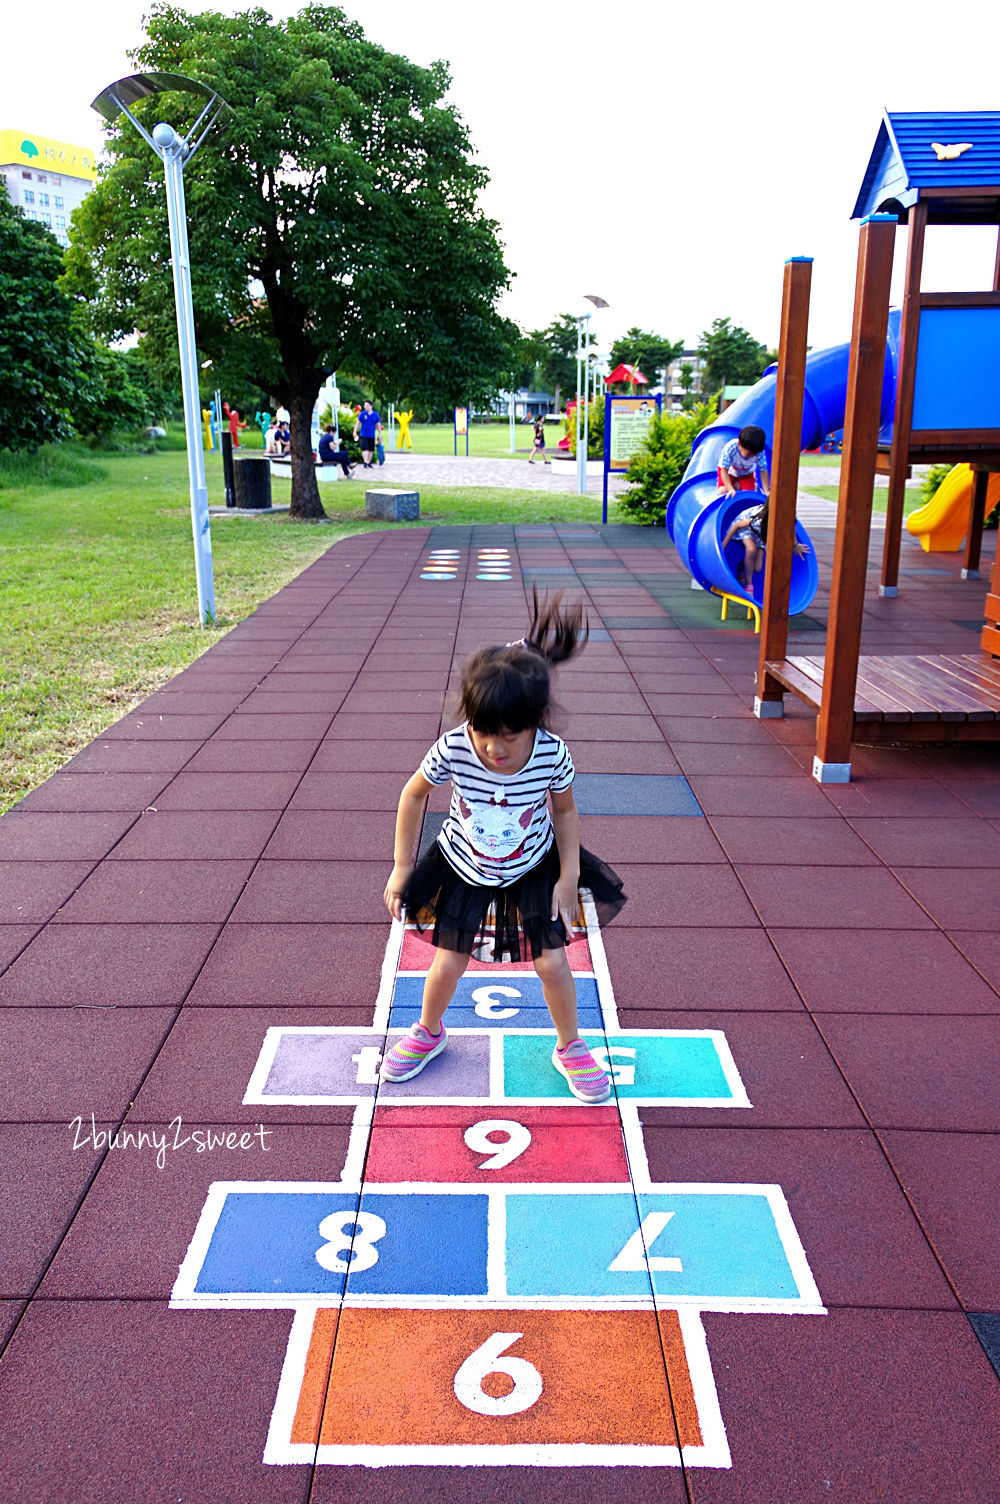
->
[381,591,626,1103]
[716,424,770,499]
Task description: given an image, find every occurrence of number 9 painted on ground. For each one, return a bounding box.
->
[453,1332,543,1416]
[463,1119,532,1170]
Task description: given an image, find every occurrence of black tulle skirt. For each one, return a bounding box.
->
[401,840,626,963]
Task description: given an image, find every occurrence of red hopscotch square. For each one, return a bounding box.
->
[399,928,593,973]
[365,1106,629,1183]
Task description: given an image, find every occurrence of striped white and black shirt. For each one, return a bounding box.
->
[421,724,575,887]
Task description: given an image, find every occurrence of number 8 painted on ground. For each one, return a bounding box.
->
[453,1332,543,1416]
[315,1210,387,1273]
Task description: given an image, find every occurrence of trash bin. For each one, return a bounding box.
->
[233,453,272,510]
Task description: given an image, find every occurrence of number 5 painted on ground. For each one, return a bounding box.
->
[453,1332,543,1416]
[591,1045,637,1086]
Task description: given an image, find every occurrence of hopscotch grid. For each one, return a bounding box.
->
[190,889,824,1468]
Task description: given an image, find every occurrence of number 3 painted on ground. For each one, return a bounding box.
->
[463,1119,532,1170]
[453,1332,543,1416]
[470,985,522,1019]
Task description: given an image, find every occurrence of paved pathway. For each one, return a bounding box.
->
[358,454,923,530]
[0,521,998,1501]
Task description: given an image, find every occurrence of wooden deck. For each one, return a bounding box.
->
[765,653,1000,742]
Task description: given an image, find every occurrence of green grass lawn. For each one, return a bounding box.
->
[0,437,624,813]
[798,451,843,468]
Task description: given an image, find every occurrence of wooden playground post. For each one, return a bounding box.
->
[962,468,991,579]
[756,257,813,717]
[880,200,926,598]
[814,215,897,783]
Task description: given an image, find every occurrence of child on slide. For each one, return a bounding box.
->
[718,424,808,587]
[381,592,626,1104]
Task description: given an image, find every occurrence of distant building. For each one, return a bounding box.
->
[664,350,708,407]
[490,388,555,419]
[0,129,97,247]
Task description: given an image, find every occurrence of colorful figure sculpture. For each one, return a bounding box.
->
[223,402,247,447]
[201,407,215,451]
[397,408,414,450]
[256,410,272,440]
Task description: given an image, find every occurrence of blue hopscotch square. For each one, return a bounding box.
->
[390,973,603,1030]
[573,773,704,817]
[345,1191,489,1297]
[504,1191,801,1303]
[194,1190,360,1296]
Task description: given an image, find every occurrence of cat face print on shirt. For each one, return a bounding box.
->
[457,789,533,861]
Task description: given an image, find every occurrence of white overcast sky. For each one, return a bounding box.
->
[6,0,1000,357]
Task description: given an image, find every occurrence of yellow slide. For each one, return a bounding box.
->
[906,463,1000,552]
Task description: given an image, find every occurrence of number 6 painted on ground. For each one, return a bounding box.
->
[463,1119,532,1170]
[453,1332,543,1416]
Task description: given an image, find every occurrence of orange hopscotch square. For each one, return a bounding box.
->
[293,1307,702,1450]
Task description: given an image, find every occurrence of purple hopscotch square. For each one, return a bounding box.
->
[378,1032,492,1099]
[262,1031,384,1099]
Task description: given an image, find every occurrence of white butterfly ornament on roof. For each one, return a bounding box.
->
[931,142,973,161]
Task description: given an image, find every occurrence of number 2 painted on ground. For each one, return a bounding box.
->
[453,1332,543,1416]
[463,1119,532,1170]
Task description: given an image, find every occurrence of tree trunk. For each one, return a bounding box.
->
[288,387,326,520]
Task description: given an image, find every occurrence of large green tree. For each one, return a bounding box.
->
[608,327,683,386]
[525,313,586,411]
[0,180,83,449]
[66,3,516,518]
[697,317,768,392]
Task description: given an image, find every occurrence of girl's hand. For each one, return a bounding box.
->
[550,877,578,937]
[793,541,810,558]
[383,863,412,920]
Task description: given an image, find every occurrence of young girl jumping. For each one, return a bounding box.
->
[381,592,626,1104]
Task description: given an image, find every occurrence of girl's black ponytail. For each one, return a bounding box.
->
[524,585,588,666]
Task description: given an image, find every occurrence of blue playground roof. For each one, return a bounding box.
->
[852,110,1000,220]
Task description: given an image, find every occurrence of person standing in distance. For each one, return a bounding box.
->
[353,400,383,470]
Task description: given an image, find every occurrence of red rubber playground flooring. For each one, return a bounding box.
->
[1,521,999,1503]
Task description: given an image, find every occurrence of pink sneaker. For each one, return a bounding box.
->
[380,1022,448,1082]
[552,1038,611,1103]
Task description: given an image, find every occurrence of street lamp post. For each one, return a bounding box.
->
[576,295,609,497]
[93,72,228,627]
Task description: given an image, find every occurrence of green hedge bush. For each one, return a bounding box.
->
[618,400,718,525]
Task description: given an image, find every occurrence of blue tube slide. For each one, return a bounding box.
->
[666,311,901,612]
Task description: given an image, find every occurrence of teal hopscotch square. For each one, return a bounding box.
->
[502,1031,736,1102]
